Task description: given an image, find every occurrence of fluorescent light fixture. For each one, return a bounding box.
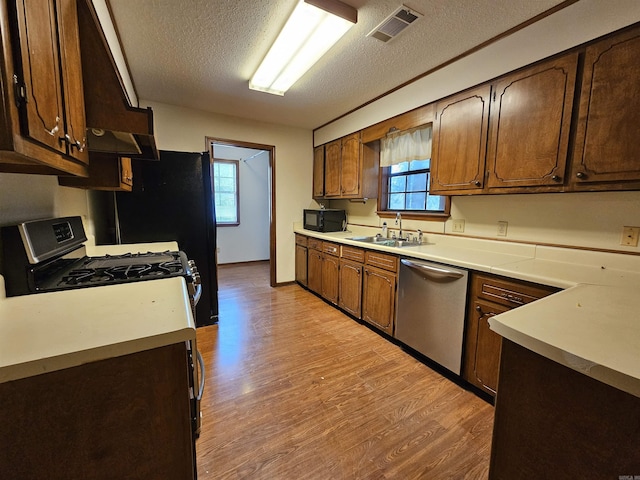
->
[249,0,357,96]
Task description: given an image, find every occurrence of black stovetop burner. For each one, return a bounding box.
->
[34,251,191,293]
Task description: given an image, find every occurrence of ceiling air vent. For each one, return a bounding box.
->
[367,5,422,43]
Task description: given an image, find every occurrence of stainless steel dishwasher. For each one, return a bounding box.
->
[395,258,469,375]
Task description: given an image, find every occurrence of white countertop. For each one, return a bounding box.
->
[0,241,194,384]
[296,225,640,397]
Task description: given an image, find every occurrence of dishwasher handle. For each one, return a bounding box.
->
[401,258,465,280]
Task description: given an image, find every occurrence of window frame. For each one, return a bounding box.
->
[376,163,450,221]
[213,159,240,227]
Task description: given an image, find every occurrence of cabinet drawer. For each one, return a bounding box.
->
[474,274,557,308]
[295,234,308,247]
[322,242,339,257]
[308,237,322,250]
[341,245,365,263]
[365,251,398,272]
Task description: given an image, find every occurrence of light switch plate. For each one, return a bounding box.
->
[452,219,465,233]
[497,221,508,237]
[621,226,640,247]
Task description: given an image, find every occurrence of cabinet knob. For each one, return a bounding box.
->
[475,305,483,314]
[474,181,481,187]
[551,175,561,182]
[576,172,587,179]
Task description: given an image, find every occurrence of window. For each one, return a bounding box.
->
[213,160,239,225]
[377,126,449,219]
[386,159,446,212]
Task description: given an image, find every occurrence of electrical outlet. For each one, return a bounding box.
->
[620,226,640,247]
[452,219,465,233]
[497,221,508,237]
[217,247,221,254]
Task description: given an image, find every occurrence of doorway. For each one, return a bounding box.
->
[207,137,276,287]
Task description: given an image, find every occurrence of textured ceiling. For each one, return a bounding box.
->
[107,0,566,130]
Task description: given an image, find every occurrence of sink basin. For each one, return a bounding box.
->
[347,236,422,248]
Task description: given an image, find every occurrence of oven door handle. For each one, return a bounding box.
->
[193,282,203,306]
[196,350,205,401]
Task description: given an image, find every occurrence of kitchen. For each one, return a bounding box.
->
[1,0,640,479]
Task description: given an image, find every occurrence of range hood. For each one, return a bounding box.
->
[77,0,158,160]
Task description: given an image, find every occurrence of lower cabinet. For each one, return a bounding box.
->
[321,242,340,305]
[307,238,323,294]
[294,234,308,286]
[362,251,398,336]
[337,244,365,318]
[0,343,196,479]
[463,273,558,397]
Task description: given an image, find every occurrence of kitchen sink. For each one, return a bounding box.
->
[347,236,422,248]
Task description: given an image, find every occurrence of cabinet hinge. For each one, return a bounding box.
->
[13,74,26,108]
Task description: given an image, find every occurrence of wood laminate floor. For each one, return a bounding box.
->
[196,262,494,479]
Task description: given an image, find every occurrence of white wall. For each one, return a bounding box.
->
[213,147,270,264]
[140,101,312,283]
[0,173,91,231]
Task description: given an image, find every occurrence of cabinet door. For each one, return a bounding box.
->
[15,0,66,156]
[486,54,578,188]
[295,245,308,286]
[339,259,362,318]
[467,299,509,395]
[313,146,325,198]
[430,85,491,194]
[321,254,339,305]
[324,140,341,197]
[307,249,323,294]
[362,266,396,335]
[571,26,640,185]
[56,0,87,163]
[340,133,361,197]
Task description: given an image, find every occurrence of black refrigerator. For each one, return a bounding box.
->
[92,150,218,327]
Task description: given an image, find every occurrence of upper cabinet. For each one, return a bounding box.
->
[486,53,578,190]
[319,132,379,200]
[571,24,640,189]
[0,0,89,176]
[312,145,324,199]
[430,53,578,195]
[430,85,491,194]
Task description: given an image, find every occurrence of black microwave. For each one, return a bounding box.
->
[303,209,346,232]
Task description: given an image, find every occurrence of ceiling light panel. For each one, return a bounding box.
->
[249,0,357,96]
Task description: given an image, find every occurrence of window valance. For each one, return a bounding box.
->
[380,126,432,167]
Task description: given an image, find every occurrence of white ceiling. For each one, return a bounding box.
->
[107,0,566,130]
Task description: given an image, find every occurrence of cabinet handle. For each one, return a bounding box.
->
[576,172,587,179]
[551,175,561,182]
[48,117,61,136]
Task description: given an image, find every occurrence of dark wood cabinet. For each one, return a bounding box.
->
[0,343,196,479]
[490,340,640,479]
[321,242,340,305]
[324,140,341,197]
[0,0,89,176]
[571,24,640,188]
[430,85,491,194]
[463,273,558,397]
[486,53,578,189]
[58,154,132,190]
[307,238,323,295]
[294,234,308,286]
[431,54,578,195]
[312,146,325,198]
[319,132,379,200]
[338,245,365,318]
[362,251,397,336]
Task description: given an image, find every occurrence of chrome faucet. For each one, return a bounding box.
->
[395,212,402,240]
